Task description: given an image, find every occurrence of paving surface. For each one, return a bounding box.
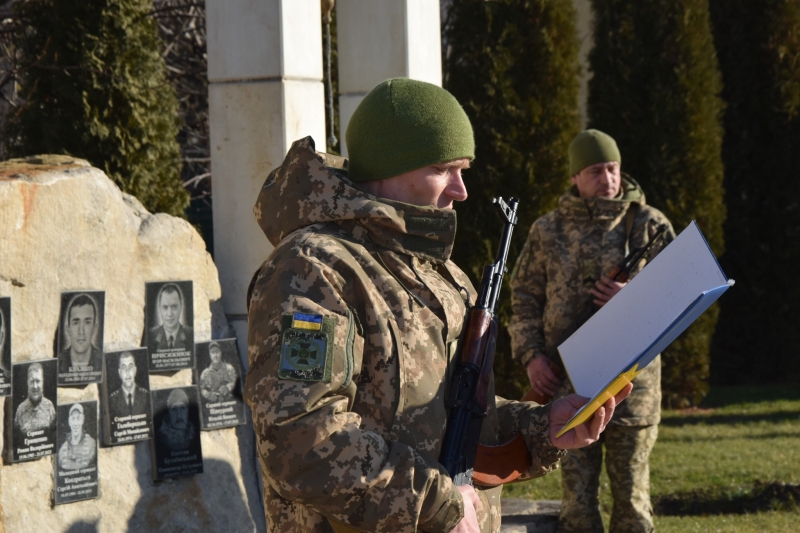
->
[500,499,561,533]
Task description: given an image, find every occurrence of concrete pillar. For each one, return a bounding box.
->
[336,0,442,156]
[207,0,326,364]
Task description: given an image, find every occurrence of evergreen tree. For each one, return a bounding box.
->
[5,0,187,217]
[709,1,800,384]
[443,0,581,398]
[588,0,726,406]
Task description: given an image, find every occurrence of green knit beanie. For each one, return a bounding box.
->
[345,78,475,182]
[568,129,621,175]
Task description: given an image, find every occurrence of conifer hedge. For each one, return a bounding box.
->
[5,0,188,217]
[587,0,726,406]
[443,0,581,398]
[709,1,800,384]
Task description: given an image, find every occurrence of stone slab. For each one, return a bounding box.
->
[0,156,264,532]
[500,498,560,533]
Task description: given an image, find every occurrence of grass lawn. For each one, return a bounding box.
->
[502,384,800,531]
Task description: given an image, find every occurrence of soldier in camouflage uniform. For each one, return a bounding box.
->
[509,130,674,533]
[200,341,237,402]
[245,80,630,533]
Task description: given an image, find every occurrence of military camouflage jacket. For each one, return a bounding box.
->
[509,178,674,426]
[245,137,566,533]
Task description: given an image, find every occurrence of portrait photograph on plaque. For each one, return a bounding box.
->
[151,386,203,480]
[145,281,194,372]
[9,358,57,463]
[0,297,11,396]
[102,348,153,445]
[57,291,105,386]
[194,339,246,430]
[55,401,99,505]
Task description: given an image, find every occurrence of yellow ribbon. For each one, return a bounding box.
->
[555,364,642,438]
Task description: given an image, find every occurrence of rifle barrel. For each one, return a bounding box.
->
[438,197,519,485]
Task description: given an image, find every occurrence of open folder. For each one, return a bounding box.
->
[555,221,734,437]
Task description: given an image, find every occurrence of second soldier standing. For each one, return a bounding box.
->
[510,130,674,533]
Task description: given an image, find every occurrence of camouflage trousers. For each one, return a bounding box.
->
[557,424,658,533]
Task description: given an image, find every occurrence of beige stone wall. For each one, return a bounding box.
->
[0,156,264,532]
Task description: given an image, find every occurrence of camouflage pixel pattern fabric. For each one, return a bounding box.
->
[509,178,674,426]
[558,424,658,533]
[245,137,566,533]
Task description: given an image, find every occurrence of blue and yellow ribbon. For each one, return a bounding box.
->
[555,364,642,438]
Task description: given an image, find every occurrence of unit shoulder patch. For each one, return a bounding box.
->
[278,313,335,382]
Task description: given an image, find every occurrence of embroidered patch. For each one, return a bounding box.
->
[292,312,323,331]
[279,314,334,382]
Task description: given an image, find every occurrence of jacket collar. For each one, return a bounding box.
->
[256,136,457,263]
[558,175,645,220]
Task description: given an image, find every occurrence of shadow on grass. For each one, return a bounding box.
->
[700,385,800,407]
[661,409,800,428]
[658,429,800,444]
[654,482,800,516]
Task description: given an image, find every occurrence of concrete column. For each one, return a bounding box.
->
[207,0,326,363]
[336,0,442,156]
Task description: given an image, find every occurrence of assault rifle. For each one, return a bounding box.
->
[522,222,672,405]
[438,197,531,488]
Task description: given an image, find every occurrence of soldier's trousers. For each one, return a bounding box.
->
[557,424,658,533]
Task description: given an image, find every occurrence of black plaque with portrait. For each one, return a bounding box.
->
[102,348,153,445]
[57,291,105,386]
[8,358,58,463]
[54,401,99,505]
[0,297,11,396]
[151,386,203,480]
[145,281,194,372]
[194,339,246,430]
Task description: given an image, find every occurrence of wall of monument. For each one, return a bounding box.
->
[0,155,265,532]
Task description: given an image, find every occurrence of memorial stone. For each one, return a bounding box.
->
[0,156,263,531]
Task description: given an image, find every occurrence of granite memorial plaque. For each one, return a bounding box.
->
[102,348,153,445]
[145,281,194,372]
[57,291,105,386]
[9,358,58,462]
[194,339,246,430]
[151,386,203,480]
[0,297,11,396]
[54,401,99,505]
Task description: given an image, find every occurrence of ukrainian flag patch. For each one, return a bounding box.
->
[292,312,323,331]
[279,313,334,382]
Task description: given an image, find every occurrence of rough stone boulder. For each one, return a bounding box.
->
[0,155,264,532]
